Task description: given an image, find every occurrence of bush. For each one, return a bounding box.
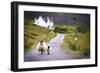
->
[54,27,67,33]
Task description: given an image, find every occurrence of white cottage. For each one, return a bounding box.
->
[34,16,54,30]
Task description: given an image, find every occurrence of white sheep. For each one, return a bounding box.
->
[36,41,50,55]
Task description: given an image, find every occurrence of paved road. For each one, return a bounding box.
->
[24,33,74,62]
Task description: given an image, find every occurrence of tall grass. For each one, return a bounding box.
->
[62,32,90,58]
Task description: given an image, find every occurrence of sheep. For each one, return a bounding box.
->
[36,41,50,55]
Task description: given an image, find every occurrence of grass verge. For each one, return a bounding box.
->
[62,32,90,58]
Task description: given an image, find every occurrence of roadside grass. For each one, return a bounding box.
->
[24,20,57,51]
[62,32,90,58]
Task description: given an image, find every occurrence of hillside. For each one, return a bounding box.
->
[24,20,57,51]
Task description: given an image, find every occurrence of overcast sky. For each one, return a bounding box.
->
[24,11,90,25]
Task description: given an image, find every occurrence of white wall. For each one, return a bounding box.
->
[0,0,99,73]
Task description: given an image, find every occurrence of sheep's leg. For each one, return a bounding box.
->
[40,49,44,55]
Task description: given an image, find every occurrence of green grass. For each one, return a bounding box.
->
[24,20,57,51]
[54,24,77,33]
[62,32,90,57]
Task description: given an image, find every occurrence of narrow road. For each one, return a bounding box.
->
[24,33,73,62]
